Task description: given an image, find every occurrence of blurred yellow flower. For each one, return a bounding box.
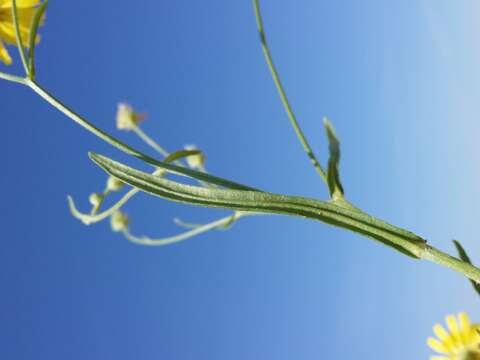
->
[0,0,42,65]
[427,312,480,360]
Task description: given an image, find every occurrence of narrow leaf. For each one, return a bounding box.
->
[453,240,480,296]
[69,149,201,225]
[11,0,29,74]
[27,0,48,79]
[88,153,257,191]
[323,117,344,199]
[89,152,426,258]
[163,149,201,164]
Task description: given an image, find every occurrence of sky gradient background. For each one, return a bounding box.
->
[1,0,480,358]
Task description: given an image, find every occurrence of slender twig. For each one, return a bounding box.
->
[122,212,249,246]
[253,0,327,185]
[68,189,139,225]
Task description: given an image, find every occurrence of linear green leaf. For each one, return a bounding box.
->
[453,240,480,296]
[323,118,344,199]
[27,0,48,79]
[11,0,29,74]
[85,151,256,191]
[69,149,213,225]
[89,152,428,258]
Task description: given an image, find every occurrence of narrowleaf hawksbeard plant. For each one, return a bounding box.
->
[1,0,480,357]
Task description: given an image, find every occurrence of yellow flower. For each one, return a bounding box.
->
[0,0,43,65]
[427,312,480,360]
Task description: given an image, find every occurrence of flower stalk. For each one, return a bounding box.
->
[252,0,328,185]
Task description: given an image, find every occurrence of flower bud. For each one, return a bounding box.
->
[110,211,129,232]
[106,176,124,192]
[116,103,145,131]
[185,145,205,169]
[89,193,104,207]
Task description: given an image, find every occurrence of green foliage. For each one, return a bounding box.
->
[89,152,427,259]
[323,118,344,199]
[453,240,480,296]
[27,0,48,79]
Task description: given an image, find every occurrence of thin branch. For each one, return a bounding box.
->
[68,189,139,225]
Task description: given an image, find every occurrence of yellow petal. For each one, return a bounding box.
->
[16,0,40,7]
[433,324,454,352]
[446,314,461,347]
[459,312,471,331]
[458,312,473,344]
[0,19,31,45]
[0,0,40,9]
[0,7,39,29]
[0,39,12,64]
[428,337,448,354]
[429,357,448,360]
[433,324,450,341]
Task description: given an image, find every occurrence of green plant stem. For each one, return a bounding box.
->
[23,79,251,191]
[131,126,169,158]
[122,212,250,246]
[423,246,480,283]
[11,0,30,75]
[131,125,193,172]
[0,71,25,84]
[24,79,184,171]
[68,189,138,225]
[253,0,327,185]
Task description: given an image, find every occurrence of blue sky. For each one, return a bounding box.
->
[1,0,480,358]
